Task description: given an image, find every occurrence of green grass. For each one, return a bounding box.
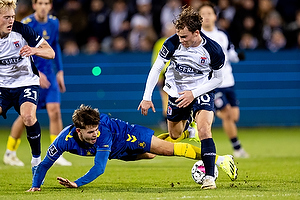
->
[0,126,300,200]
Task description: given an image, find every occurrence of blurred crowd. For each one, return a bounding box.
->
[15,0,300,55]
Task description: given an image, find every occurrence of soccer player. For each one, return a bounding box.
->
[199,3,249,158]
[3,0,72,166]
[0,0,55,170]
[27,104,237,191]
[138,6,236,189]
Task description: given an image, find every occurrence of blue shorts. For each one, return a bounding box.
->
[38,73,60,109]
[167,91,215,122]
[214,87,239,111]
[0,85,39,119]
[111,124,155,161]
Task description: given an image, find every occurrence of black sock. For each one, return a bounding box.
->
[231,137,241,150]
[201,138,216,177]
[26,121,41,157]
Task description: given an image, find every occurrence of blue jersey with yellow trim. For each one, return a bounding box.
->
[21,14,63,75]
[32,113,154,188]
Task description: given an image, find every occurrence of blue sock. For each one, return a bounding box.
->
[26,121,41,157]
[201,138,216,177]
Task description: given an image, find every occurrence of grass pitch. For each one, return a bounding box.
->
[0,126,299,200]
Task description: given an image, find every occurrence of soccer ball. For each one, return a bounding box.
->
[191,160,218,184]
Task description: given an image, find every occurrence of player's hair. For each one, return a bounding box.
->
[72,104,100,129]
[173,6,203,33]
[0,0,17,11]
[198,2,217,15]
[32,0,53,4]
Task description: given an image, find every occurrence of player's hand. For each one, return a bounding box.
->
[57,177,78,188]
[176,91,194,108]
[19,45,36,57]
[137,100,156,116]
[39,71,51,89]
[26,187,41,192]
[56,70,66,93]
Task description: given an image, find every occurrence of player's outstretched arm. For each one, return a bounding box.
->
[57,177,78,188]
[27,187,41,192]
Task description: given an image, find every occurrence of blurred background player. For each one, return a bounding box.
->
[0,0,55,170]
[3,0,71,166]
[199,2,249,158]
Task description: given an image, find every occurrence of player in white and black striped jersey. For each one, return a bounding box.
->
[0,0,54,171]
[138,6,237,189]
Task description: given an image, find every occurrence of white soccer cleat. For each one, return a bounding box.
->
[233,148,249,158]
[55,156,72,166]
[219,155,238,181]
[201,176,217,189]
[3,153,25,166]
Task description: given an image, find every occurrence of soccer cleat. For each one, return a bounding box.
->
[55,156,72,166]
[3,153,25,166]
[188,121,200,143]
[233,148,249,158]
[201,176,217,189]
[219,155,238,181]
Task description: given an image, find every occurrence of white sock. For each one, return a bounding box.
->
[204,175,215,180]
[31,156,41,167]
[5,149,15,156]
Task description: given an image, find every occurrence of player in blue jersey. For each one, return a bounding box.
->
[27,104,238,191]
[0,0,55,170]
[3,0,71,166]
[138,6,237,189]
[199,3,249,158]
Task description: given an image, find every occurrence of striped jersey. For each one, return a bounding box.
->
[201,27,239,88]
[159,32,225,98]
[0,21,44,88]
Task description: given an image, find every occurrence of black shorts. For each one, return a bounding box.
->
[0,85,39,119]
[214,86,239,110]
[166,91,215,122]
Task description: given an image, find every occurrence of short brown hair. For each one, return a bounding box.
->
[173,6,203,33]
[72,104,100,129]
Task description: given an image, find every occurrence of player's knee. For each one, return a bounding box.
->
[147,153,156,159]
[48,109,61,121]
[168,131,181,140]
[136,153,156,160]
[21,114,36,126]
